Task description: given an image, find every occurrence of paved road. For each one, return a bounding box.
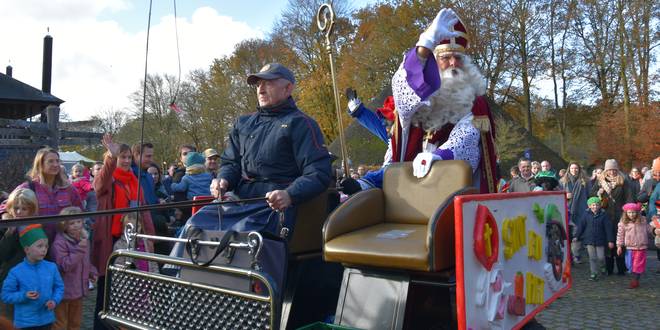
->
[81,288,95,329]
[536,249,659,330]
[81,250,660,329]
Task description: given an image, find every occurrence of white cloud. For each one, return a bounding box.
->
[0,3,263,120]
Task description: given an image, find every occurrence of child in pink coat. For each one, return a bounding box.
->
[616,203,655,289]
[51,207,98,329]
[70,164,93,208]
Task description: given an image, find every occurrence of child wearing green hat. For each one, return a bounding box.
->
[574,196,615,281]
[1,224,64,329]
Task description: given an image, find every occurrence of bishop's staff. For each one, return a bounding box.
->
[317,3,349,179]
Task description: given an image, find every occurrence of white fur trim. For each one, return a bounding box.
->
[411,55,487,131]
[437,113,481,172]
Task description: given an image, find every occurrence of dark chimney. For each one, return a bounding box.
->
[42,34,52,94]
[5,65,11,77]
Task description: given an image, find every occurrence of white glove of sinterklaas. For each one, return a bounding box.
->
[416,8,460,51]
[348,98,362,113]
[412,152,443,178]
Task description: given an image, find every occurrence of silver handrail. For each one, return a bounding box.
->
[123,222,264,260]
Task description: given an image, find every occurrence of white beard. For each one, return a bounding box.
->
[411,56,487,131]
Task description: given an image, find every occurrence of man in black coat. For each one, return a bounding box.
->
[169,63,331,262]
[202,63,332,234]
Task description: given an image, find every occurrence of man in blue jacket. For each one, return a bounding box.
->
[183,63,331,237]
[131,142,158,205]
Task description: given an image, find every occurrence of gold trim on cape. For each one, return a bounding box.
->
[472,115,491,132]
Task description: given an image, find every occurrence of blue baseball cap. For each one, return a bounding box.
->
[247,63,296,85]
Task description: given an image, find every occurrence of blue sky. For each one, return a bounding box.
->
[98,0,376,35]
[98,1,294,34]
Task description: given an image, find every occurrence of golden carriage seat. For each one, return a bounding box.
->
[323,161,473,272]
[288,189,329,256]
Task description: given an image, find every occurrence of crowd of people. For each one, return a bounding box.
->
[2,150,658,329]
[500,157,660,287]
[0,141,228,329]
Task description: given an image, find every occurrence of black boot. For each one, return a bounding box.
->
[605,256,614,275]
[615,255,627,275]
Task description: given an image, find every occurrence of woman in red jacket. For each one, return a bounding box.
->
[92,134,155,329]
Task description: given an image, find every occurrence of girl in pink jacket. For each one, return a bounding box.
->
[70,164,93,207]
[51,207,98,329]
[616,203,654,289]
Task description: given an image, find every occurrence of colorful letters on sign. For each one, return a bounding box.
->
[527,230,542,261]
[525,272,545,305]
[502,215,526,259]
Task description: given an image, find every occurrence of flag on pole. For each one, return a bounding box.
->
[169,101,182,113]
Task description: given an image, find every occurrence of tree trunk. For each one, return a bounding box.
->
[617,0,632,167]
[549,0,565,158]
[518,6,532,136]
[629,0,652,108]
[639,0,651,107]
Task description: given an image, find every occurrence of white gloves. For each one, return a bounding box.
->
[416,8,460,51]
[412,152,442,178]
[346,88,361,113]
[348,98,362,113]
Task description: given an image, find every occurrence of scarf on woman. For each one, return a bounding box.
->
[565,173,584,214]
[112,168,139,237]
[598,172,624,196]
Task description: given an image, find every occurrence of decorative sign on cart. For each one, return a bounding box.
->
[454,192,570,330]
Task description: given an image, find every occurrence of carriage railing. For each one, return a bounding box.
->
[122,222,265,261]
[0,197,267,229]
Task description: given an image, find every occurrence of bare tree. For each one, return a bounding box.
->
[504,0,548,136]
[616,0,633,167]
[89,108,128,135]
[547,0,577,158]
[622,0,657,107]
[126,74,182,160]
[572,0,621,107]
[455,0,515,100]
[59,110,72,123]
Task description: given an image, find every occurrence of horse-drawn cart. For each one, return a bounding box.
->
[98,161,570,329]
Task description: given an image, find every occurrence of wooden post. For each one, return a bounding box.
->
[46,105,60,149]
